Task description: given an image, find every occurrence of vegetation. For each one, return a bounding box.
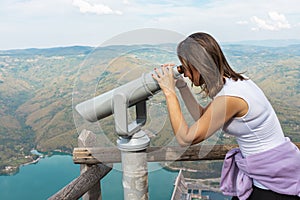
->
[0,43,299,175]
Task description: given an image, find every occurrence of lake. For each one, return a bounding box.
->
[0,155,228,199]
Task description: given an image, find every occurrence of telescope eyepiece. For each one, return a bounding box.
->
[172,65,184,78]
[176,65,184,74]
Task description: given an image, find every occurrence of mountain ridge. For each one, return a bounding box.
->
[0,43,299,174]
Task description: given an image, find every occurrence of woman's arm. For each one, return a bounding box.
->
[164,93,244,146]
[166,94,238,146]
[176,78,203,121]
[152,66,245,147]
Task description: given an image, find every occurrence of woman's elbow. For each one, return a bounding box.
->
[176,136,193,147]
[176,133,204,147]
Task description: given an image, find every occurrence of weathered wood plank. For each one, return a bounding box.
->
[73,144,238,164]
[73,143,300,164]
[49,130,113,200]
[48,164,111,200]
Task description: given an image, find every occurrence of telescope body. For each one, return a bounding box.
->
[75,66,182,122]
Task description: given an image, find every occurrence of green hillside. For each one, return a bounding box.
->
[0,43,299,174]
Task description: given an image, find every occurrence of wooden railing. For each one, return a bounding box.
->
[49,129,300,200]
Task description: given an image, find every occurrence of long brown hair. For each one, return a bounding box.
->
[177,32,245,98]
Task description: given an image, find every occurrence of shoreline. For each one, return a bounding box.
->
[21,156,42,167]
[0,149,72,176]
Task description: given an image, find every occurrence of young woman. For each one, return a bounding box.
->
[152,32,300,200]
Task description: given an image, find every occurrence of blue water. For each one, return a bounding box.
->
[0,155,228,199]
[0,155,80,199]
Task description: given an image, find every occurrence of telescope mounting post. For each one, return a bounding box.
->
[113,92,150,200]
[113,93,150,151]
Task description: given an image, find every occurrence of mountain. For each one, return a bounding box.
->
[0,43,299,174]
[222,39,300,47]
[0,46,93,56]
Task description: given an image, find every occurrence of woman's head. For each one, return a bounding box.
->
[177,32,244,98]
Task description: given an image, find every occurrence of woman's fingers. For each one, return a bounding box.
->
[162,64,174,77]
[162,63,175,67]
[154,68,162,78]
[162,65,168,75]
[152,63,175,81]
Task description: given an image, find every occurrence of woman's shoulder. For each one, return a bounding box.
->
[215,77,259,98]
[216,77,266,101]
[221,77,250,90]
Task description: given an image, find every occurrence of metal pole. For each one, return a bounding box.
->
[117,130,150,200]
[121,150,148,200]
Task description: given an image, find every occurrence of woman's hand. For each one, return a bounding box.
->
[152,64,176,96]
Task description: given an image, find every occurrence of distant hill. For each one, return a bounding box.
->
[0,46,94,56]
[222,39,300,47]
[0,42,299,174]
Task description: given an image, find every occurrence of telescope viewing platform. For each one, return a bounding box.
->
[48,129,300,200]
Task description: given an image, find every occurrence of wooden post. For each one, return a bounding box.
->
[78,129,111,200]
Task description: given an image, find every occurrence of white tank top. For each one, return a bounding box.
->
[215,78,286,189]
[215,78,285,157]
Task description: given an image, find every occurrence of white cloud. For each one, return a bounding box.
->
[72,0,122,15]
[251,11,291,31]
[123,0,130,5]
[236,20,248,25]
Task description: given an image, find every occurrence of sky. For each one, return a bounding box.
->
[0,0,300,50]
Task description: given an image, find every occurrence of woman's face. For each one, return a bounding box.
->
[183,66,201,86]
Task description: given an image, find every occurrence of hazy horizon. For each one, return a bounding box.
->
[1,38,300,51]
[1,0,299,50]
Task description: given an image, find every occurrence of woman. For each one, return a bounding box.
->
[152,32,300,200]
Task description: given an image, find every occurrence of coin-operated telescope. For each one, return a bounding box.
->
[75,65,183,151]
